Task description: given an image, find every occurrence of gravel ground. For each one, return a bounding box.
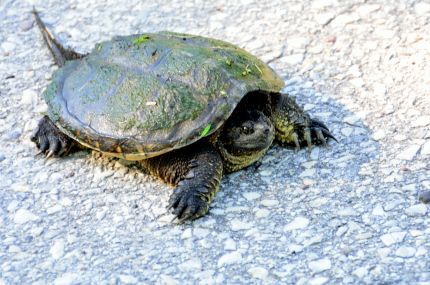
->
[1,0,430,284]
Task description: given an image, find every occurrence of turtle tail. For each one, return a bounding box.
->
[32,7,85,67]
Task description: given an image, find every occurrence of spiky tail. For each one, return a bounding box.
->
[32,8,84,66]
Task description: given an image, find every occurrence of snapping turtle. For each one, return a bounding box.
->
[31,9,336,222]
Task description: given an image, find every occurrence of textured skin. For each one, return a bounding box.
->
[43,32,284,159]
[139,142,223,221]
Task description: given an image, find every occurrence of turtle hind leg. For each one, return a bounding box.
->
[32,8,85,67]
[139,142,223,223]
[271,93,337,149]
[31,116,76,158]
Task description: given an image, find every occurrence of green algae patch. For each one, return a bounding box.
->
[133,35,151,48]
[200,124,212,138]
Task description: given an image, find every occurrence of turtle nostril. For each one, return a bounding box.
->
[264,128,270,135]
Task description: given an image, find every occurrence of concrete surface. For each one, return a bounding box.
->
[1,0,429,284]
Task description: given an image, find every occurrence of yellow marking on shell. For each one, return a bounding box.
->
[145,101,157,106]
[75,129,81,137]
[116,145,122,153]
[95,141,100,149]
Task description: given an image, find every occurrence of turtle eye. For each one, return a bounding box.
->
[241,126,253,135]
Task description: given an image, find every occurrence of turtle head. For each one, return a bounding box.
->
[217,109,275,172]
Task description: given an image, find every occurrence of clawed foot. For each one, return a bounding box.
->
[167,183,210,223]
[30,115,73,158]
[291,118,337,150]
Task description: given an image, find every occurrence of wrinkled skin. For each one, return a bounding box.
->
[31,9,336,222]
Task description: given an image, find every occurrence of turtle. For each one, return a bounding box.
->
[31,9,336,222]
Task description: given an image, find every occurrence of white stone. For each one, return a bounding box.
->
[308,258,331,273]
[372,130,386,141]
[14,209,39,224]
[337,207,358,216]
[50,239,65,260]
[181,228,192,239]
[343,115,360,125]
[7,200,19,212]
[179,259,202,272]
[243,192,261,200]
[372,204,385,216]
[159,275,179,285]
[284,217,310,231]
[10,182,30,192]
[118,275,138,284]
[47,205,63,215]
[395,246,416,258]
[22,89,38,106]
[421,141,430,155]
[54,273,80,285]
[194,228,210,238]
[260,199,279,207]
[315,13,335,25]
[1,41,16,52]
[353,266,368,278]
[230,219,252,231]
[331,13,360,27]
[405,204,427,216]
[300,168,316,178]
[224,238,236,250]
[309,277,329,285]
[380,232,406,246]
[217,251,242,267]
[412,116,430,127]
[373,83,387,96]
[282,54,304,65]
[397,145,421,161]
[248,267,268,280]
[255,208,270,218]
[357,4,380,16]
[341,127,353,137]
[260,169,272,176]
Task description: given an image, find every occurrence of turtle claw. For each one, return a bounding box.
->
[31,116,73,158]
[46,150,55,158]
[304,128,312,148]
[168,184,209,222]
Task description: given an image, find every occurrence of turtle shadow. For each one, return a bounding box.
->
[205,78,381,229]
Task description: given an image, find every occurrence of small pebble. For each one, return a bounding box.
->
[54,273,80,285]
[397,145,421,161]
[118,275,138,284]
[395,246,416,258]
[230,219,252,231]
[284,217,310,231]
[308,258,331,273]
[217,251,242,267]
[159,275,179,285]
[50,239,65,259]
[418,191,430,203]
[248,267,268,280]
[309,277,329,285]
[405,204,427,216]
[14,209,39,224]
[380,232,406,246]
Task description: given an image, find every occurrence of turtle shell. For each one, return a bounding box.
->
[44,31,284,160]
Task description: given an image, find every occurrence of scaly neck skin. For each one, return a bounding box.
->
[215,142,271,173]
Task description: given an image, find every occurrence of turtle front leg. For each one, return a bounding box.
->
[31,115,77,157]
[271,93,336,149]
[140,142,223,222]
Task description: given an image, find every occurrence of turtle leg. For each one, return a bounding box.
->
[139,142,223,222]
[30,116,77,157]
[271,93,337,149]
